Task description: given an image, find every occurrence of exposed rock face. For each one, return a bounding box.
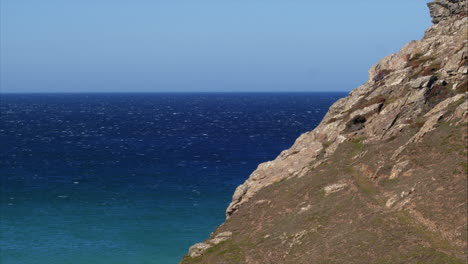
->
[427,0,467,24]
[323,182,348,195]
[225,0,468,219]
[182,1,467,263]
[186,232,233,257]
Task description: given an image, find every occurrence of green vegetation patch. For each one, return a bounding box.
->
[351,136,366,155]
[181,240,245,264]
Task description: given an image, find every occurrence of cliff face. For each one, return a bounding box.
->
[182,1,468,263]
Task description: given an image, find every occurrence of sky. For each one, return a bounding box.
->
[1,0,432,93]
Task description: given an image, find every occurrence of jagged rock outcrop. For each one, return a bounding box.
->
[225,0,468,219]
[182,1,467,263]
[427,0,467,24]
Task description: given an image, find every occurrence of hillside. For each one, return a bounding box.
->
[181,1,468,263]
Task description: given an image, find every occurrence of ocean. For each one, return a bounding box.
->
[0,92,345,264]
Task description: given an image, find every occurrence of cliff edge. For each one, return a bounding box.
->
[182,1,467,263]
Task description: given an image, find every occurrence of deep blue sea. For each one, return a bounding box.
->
[0,93,345,264]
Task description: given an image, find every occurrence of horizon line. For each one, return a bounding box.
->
[1,90,349,95]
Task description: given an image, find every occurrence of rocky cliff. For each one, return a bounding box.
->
[181,1,468,263]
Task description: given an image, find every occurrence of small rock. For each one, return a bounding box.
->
[395,198,412,210]
[188,243,212,258]
[209,237,228,245]
[386,196,398,208]
[389,160,410,179]
[409,76,437,89]
[400,191,410,198]
[323,183,348,196]
[289,230,308,248]
[217,231,232,237]
[255,199,270,205]
[299,204,312,213]
[209,231,233,245]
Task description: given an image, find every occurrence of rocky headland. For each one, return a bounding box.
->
[182,1,468,263]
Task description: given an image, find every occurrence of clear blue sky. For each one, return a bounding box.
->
[1,0,431,93]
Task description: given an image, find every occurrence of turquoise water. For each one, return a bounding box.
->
[0,93,345,263]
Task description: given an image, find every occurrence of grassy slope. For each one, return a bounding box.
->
[182,102,467,263]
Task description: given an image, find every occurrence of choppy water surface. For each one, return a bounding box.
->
[0,93,345,264]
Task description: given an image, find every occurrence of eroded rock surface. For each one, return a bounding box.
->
[187,231,233,257]
[427,0,467,24]
[225,0,468,219]
[183,1,467,263]
[323,182,349,195]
